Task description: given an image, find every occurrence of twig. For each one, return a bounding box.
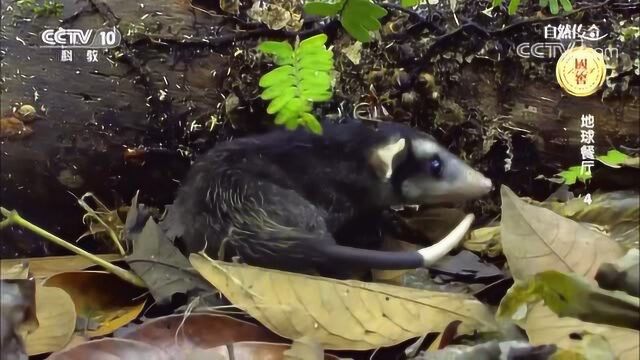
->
[493,0,615,35]
[0,207,146,288]
[380,2,427,22]
[380,2,445,37]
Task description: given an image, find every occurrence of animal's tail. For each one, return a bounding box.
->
[318,214,475,269]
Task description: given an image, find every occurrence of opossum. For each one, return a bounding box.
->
[163,120,493,277]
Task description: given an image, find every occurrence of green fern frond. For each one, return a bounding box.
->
[258,34,334,135]
[304,0,387,43]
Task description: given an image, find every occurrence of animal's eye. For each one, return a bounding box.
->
[429,157,443,177]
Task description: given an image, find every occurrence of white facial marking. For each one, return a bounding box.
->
[373,138,406,179]
[412,138,440,158]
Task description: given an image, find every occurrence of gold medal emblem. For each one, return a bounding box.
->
[555,46,606,97]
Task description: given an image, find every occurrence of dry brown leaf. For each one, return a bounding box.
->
[1,254,122,279]
[120,313,282,357]
[525,303,639,360]
[197,341,341,360]
[23,285,76,355]
[47,338,169,360]
[500,186,638,357]
[43,271,146,337]
[189,254,497,351]
[49,315,338,360]
[500,186,624,281]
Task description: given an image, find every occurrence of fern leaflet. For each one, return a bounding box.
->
[258,34,334,135]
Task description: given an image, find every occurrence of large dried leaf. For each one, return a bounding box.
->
[467,190,639,257]
[187,341,340,360]
[23,285,76,355]
[543,191,639,225]
[49,314,336,359]
[540,191,639,249]
[190,254,497,351]
[525,303,639,360]
[47,338,169,360]
[500,186,624,281]
[1,254,121,279]
[119,313,281,357]
[49,338,339,360]
[43,271,146,337]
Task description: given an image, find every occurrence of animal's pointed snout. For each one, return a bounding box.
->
[466,169,493,195]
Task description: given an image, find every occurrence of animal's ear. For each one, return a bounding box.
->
[369,138,407,180]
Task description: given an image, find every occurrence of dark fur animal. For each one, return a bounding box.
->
[164,121,492,277]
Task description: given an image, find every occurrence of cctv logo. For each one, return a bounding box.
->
[41,28,93,47]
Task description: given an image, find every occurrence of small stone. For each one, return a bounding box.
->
[16,105,37,122]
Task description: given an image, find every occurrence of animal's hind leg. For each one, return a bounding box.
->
[215,177,341,274]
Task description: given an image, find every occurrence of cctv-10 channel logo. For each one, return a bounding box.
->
[40,27,121,49]
[516,24,618,59]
